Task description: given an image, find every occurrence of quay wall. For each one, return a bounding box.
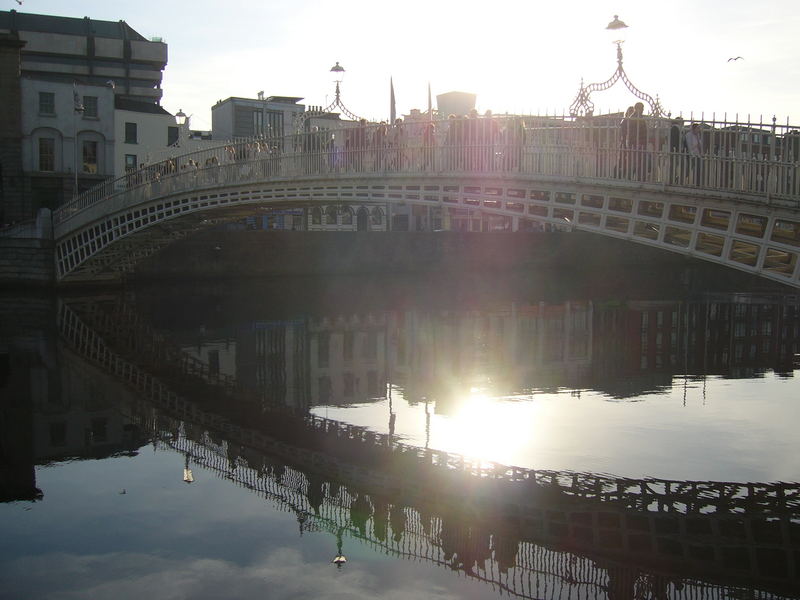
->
[0,238,54,288]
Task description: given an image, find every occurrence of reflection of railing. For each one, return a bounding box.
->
[140,414,795,600]
[150,429,615,600]
[301,413,800,516]
[73,299,240,391]
[58,300,800,597]
[53,116,800,228]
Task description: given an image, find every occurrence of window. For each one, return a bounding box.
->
[253,110,264,135]
[82,140,98,173]
[167,126,179,146]
[208,349,220,377]
[39,92,55,114]
[367,371,379,396]
[125,154,137,171]
[83,96,98,118]
[38,138,55,171]
[125,122,138,144]
[341,207,353,225]
[343,373,355,397]
[49,422,66,447]
[266,110,283,138]
[363,331,377,360]
[325,206,337,225]
[318,376,331,403]
[343,332,354,361]
[317,332,329,367]
[90,418,108,443]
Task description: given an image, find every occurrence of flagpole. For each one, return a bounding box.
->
[72,82,84,198]
[427,82,432,121]
[390,77,396,124]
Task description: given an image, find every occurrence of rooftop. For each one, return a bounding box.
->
[115,97,172,115]
[214,96,305,107]
[0,9,152,42]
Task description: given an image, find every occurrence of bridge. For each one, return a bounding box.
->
[56,295,800,597]
[32,114,800,286]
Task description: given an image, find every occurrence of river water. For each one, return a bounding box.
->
[1,263,798,599]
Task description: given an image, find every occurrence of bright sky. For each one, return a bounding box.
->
[15,0,800,130]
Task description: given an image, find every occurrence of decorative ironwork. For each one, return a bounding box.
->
[296,62,366,131]
[570,29,665,117]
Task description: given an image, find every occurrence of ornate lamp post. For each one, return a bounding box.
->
[183,454,194,483]
[296,61,365,131]
[331,526,347,568]
[174,108,188,147]
[569,15,665,117]
[330,61,345,97]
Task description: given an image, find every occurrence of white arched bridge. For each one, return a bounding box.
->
[51,115,800,286]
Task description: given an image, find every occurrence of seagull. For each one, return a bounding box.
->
[727,56,744,62]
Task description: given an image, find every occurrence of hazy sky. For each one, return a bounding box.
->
[12,0,800,130]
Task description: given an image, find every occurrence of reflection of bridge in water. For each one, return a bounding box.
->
[57,298,800,598]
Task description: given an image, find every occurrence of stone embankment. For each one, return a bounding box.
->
[0,210,54,288]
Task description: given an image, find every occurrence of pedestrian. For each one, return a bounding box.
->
[617,106,635,178]
[421,119,436,171]
[373,121,388,170]
[685,122,704,185]
[390,118,405,170]
[669,117,685,184]
[631,102,648,180]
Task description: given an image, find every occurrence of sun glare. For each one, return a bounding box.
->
[437,386,540,466]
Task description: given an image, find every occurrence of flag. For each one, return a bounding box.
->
[427,82,432,121]
[390,77,396,124]
[73,82,84,113]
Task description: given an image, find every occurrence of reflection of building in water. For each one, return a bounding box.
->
[158,294,797,410]
[34,348,147,462]
[387,302,594,409]
[0,338,43,501]
[308,314,387,405]
[180,333,237,380]
[589,300,684,397]
[695,295,800,377]
[237,320,310,411]
[590,295,800,396]
[1,316,148,501]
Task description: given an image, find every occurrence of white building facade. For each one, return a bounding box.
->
[20,78,115,208]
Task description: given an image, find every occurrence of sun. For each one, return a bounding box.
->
[434,386,541,466]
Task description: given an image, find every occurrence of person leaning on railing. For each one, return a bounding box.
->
[685,122,704,186]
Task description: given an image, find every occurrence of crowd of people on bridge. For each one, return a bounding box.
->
[107,108,800,202]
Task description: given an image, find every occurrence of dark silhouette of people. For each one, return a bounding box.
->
[669,117,686,184]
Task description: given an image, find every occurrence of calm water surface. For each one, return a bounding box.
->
[1,266,798,599]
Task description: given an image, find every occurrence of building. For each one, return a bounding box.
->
[114,97,177,174]
[20,78,115,212]
[436,91,476,118]
[0,10,167,105]
[0,32,25,224]
[212,94,306,140]
[0,9,168,221]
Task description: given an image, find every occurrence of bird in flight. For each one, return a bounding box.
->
[727,56,744,62]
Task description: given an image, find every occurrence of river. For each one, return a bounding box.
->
[1,263,798,599]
